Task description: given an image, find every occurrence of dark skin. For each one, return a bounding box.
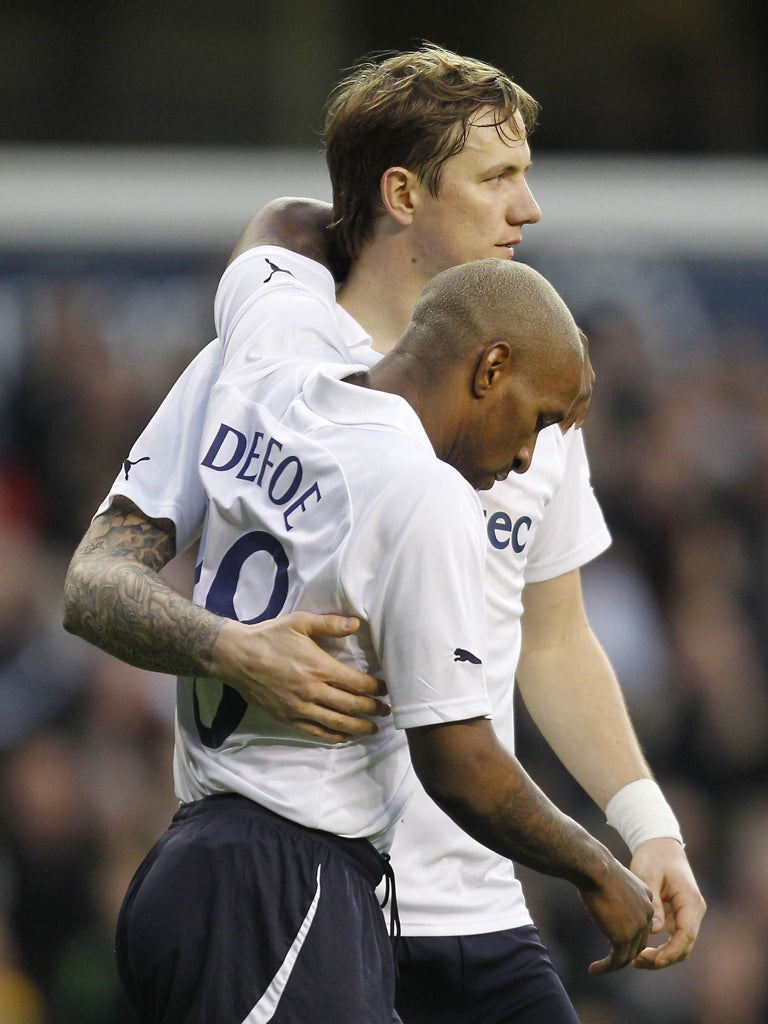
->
[409,718,654,975]
[344,269,653,974]
[63,206,653,974]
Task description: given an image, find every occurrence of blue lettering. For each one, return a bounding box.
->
[202,423,323,527]
[257,436,283,486]
[487,511,513,550]
[484,509,533,554]
[283,482,322,531]
[511,516,532,553]
[236,431,265,481]
[201,424,247,471]
[268,456,303,505]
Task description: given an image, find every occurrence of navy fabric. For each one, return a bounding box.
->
[395,926,580,1024]
[116,794,395,1023]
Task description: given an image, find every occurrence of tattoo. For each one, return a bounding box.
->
[63,501,223,677]
[477,781,593,884]
[424,729,601,888]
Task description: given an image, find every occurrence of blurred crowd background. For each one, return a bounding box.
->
[1,2,767,1023]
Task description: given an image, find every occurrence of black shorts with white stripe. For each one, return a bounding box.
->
[116,793,396,1024]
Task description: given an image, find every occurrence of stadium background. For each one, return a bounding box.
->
[1,3,767,1022]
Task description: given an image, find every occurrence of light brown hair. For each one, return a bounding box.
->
[324,43,539,260]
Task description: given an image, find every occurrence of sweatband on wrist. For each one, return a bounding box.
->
[605,778,684,854]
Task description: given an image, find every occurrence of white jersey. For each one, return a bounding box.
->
[391,424,610,934]
[100,244,610,930]
[96,248,378,553]
[110,252,493,855]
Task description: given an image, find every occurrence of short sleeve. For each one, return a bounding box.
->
[344,466,493,731]
[524,428,611,583]
[215,246,357,373]
[96,339,222,552]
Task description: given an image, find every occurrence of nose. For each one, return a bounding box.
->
[512,449,532,474]
[509,182,541,227]
[511,434,538,474]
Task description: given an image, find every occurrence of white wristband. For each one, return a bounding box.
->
[605,778,684,854]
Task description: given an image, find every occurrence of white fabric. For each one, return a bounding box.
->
[96,340,221,553]
[97,247,378,551]
[605,778,683,853]
[390,425,611,935]
[100,244,611,931]
[173,260,492,854]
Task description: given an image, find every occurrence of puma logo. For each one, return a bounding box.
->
[123,456,150,480]
[263,258,294,284]
[453,648,482,665]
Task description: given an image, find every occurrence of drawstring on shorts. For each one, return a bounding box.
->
[379,852,401,973]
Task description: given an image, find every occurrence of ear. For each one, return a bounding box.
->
[472,342,512,398]
[380,167,420,226]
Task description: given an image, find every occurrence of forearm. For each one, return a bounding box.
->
[64,550,222,676]
[518,570,651,810]
[409,719,612,887]
[64,502,390,741]
[63,501,223,677]
[518,626,651,809]
[410,717,655,973]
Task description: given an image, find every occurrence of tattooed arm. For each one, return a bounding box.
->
[63,496,389,741]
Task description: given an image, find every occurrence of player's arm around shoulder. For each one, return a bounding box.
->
[228,198,334,268]
[63,497,388,743]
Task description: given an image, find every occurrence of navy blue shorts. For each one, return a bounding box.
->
[116,794,396,1023]
[395,926,580,1024]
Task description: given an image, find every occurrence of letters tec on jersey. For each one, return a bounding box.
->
[484,508,533,553]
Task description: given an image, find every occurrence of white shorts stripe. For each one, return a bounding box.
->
[241,863,323,1024]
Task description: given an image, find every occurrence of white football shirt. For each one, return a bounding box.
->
[110,253,494,854]
[100,245,610,928]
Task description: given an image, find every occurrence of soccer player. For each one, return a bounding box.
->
[64,44,705,1024]
[112,258,654,1023]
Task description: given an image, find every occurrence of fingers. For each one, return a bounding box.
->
[291,718,373,744]
[655,916,699,967]
[300,611,363,639]
[631,893,703,970]
[288,610,387,692]
[278,668,391,740]
[632,946,668,970]
[303,686,391,726]
[287,700,385,742]
[628,842,706,971]
[631,922,698,970]
[650,891,666,933]
[288,611,388,699]
[320,660,389,698]
[588,925,652,976]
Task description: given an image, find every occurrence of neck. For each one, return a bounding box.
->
[336,231,428,354]
[353,352,457,462]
